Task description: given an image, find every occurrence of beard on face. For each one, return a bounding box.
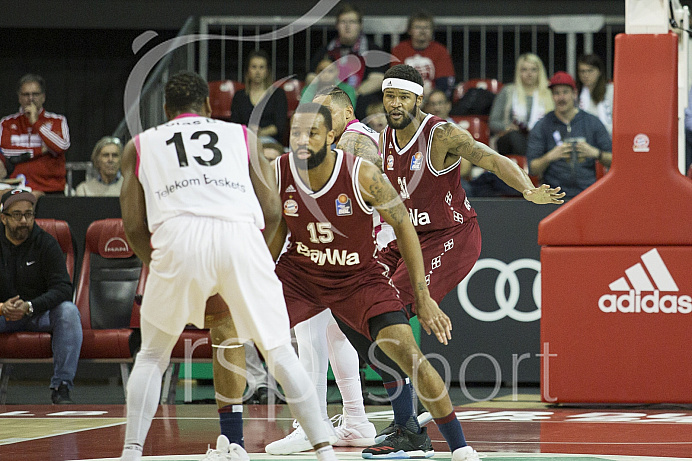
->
[6,222,31,243]
[293,141,329,170]
[385,102,418,130]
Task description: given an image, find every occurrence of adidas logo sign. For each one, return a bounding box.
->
[598,248,692,314]
[285,185,296,193]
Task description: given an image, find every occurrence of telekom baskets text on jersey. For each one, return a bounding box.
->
[381,114,476,232]
[134,115,264,233]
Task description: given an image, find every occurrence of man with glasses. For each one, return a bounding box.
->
[308,3,388,115]
[0,189,82,403]
[0,74,70,196]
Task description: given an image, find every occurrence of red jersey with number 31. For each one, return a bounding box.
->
[381,114,476,232]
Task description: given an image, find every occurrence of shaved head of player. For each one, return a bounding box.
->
[289,103,335,171]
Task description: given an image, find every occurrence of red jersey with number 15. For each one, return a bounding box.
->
[381,113,476,232]
[275,149,382,282]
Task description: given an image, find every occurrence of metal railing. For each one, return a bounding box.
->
[112,16,198,143]
[198,15,626,84]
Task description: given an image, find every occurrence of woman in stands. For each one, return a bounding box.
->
[230,49,288,144]
[489,53,553,157]
[577,53,613,137]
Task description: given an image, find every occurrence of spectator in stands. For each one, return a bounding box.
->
[0,189,82,404]
[0,74,70,197]
[363,102,387,133]
[527,71,611,198]
[74,136,123,197]
[391,11,456,98]
[230,49,288,144]
[489,53,553,158]
[576,54,613,136]
[262,141,284,161]
[302,55,357,110]
[424,89,454,122]
[308,3,388,118]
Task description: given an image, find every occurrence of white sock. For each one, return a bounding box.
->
[294,310,332,422]
[120,444,143,461]
[326,316,368,422]
[264,343,331,446]
[316,445,338,461]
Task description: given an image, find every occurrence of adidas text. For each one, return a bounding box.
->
[598,290,692,314]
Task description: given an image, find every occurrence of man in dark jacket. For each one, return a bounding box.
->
[0,189,81,403]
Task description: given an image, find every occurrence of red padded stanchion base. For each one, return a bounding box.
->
[541,246,692,403]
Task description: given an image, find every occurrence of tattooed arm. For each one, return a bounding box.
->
[337,131,382,169]
[358,160,452,344]
[433,122,565,204]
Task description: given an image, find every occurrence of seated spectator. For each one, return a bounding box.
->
[489,53,553,157]
[308,3,388,119]
[362,102,387,133]
[527,71,611,198]
[230,49,288,144]
[0,74,70,197]
[424,89,454,122]
[0,189,82,404]
[391,11,456,98]
[577,54,614,137]
[302,55,357,110]
[74,136,123,197]
[262,141,285,161]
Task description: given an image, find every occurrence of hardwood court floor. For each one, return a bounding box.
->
[1,394,691,461]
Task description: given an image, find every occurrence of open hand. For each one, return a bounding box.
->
[415,296,452,345]
[523,184,565,204]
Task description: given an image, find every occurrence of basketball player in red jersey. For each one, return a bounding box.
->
[268,102,480,461]
[362,64,563,457]
[265,87,384,455]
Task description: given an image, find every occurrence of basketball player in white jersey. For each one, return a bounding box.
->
[118,71,337,461]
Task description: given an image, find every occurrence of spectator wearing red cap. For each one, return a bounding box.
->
[0,189,82,404]
[526,71,612,198]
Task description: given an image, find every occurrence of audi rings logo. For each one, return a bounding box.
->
[457,258,541,322]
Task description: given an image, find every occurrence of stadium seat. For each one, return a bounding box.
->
[452,115,491,145]
[35,218,78,289]
[74,218,142,391]
[0,218,78,403]
[209,80,244,121]
[453,79,504,103]
[281,78,304,119]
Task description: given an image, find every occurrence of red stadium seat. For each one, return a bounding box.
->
[281,78,304,118]
[451,115,490,145]
[35,219,77,287]
[209,80,244,121]
[74,219,141,388]
[453,79,503,103]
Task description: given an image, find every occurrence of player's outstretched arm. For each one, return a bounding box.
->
[436,122,565,204]
[358,160,452,345]
[247,131,282,244]
[119,138,152,266]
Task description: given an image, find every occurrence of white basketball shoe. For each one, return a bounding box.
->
[451,445,480,461]
[265,419,338,455]
[202,435,250,461]
[331,413,377,447]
